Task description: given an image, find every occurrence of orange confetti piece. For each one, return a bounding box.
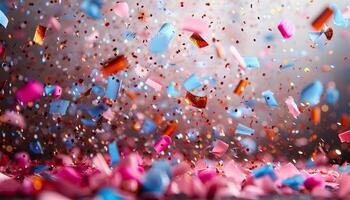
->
[190,33,209,48]
[234,79,248,96]
[312,7,333,31]
[33,25,47,45]
[311,107,321,125]
[163,122,177,136]
[185,91,207,109]
[101,55,128,76]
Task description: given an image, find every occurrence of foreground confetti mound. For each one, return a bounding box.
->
[1,0,350,199]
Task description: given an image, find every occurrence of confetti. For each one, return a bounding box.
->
[15,80,44,104]
[189,33,209,48]
[101,55,128,76]
[105,76,122,100]
[33,25,47,45]
[235,123,254,135]
[49,100,70,115]
[0,9,8,28]
[300,80,323,106]
[212,140,229,157]
[262,90,279,108]
[285,96,300,119]
[234,79,248,96]
[150,23,176,54]
[114,2,129,18]
[277,19,295,39]
[312,7,334,31]
[185,91,207,109]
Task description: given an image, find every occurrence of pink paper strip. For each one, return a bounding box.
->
[114,2,129,18]
[212,140,229,157]
[93,153,112,175]
[285,96,301,119]
[278,20,295,39]
[154,135,172,153]
[145,77,162,91]
[339,130,350,143]
[229,45,247,70]
[182,17,209,34]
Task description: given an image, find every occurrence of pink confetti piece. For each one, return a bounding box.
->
[229,45,247,70]
[285,96,301,119]
[339,130,350,143]
[14,152,29,168]
[38,191,71,200]
[154,135,172,153]
[0,111,26,129]
[277,19,295,39]
[56,167,82,184]
[48,17,61,31]
[93,153,112,175]
[114,2,129,18]
[212,140,229,157]
[304,174,323,190]
[15,80,44,104]
[182,17,209,34]
[53,85,62,98]
[145,77,163,92]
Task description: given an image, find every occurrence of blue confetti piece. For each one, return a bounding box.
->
[142,160,171,193]
[141,118,157,134]
[88,103,108,118]
[282,175,305,190]
[81,0,103,19]
[240,138,257,154]
[235,123,254,135]
[44,85,55,96]
[71,84,86,98]
[252,164,277,180]
[150,23,176,54]
[49,100,70,115]
[264,33,275,42]
[167,82,180,97]
[108,141,120,166]
[338,164,350,173]
[123,31,136,40]
[330,3,349,27]
[227,107,243,119]
[29,141,43,154]
[98,187,123,200]
[280,63,295,70]
[243,56,260,69]
[262,90,279,108]
[0,9,8,28]
[32,164,48,174]
[81,118,96,126]
[92,85,105,97]
[326,87,339,105]
[183,74,202,91]
[105,76,122,100]
[300,80,323,106]
[308,32,323,43]
[0,2,8,13]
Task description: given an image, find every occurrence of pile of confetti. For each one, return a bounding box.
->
[1,0,350,199]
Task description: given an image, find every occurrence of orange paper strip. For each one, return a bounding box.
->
[101,55,128,76]
[312,7,333,31]
[185,91,208,109]
[234,79,248,96]
[33,25,47,45]
[311,107,321,125]
[190,33,209,48]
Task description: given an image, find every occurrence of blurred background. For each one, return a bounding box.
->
[0,0,350,164]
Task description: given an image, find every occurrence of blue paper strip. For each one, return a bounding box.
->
[108,141,120,166]
[49,100,70,115]
[262,90,279,108]
[235,123,254,135]
[183,74,202,91]
[244,56,260,69]
[141,118,157,134]
[300,80,323,106]
[326,87,339,105]
[150,23,176,54]
[105,76,122,100]
[252,164,277,180]
[0,9,8,28]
